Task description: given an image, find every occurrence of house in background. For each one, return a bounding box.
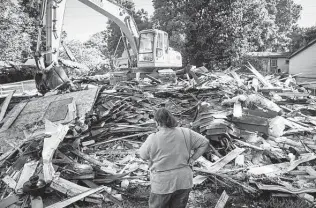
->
[289,38,316,83]
[245,52,291,74]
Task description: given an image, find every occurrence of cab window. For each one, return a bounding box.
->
[164,33,168,53]
[139,33,154,53]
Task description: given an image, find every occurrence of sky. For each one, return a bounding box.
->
[63,0,154,41]
[62,0,315,41]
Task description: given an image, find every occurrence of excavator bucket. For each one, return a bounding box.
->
[35,66,72,95]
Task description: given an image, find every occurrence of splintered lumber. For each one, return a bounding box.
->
[194,168,257,193]
[145,74,162,84]
[0,101,27,132]
[2,175,17,189]
[81,180,123,206]
[208,148,245,173]
[248,153,316,176]
[43,120,69,182]
[71,149,117,174]
[230,70,243,87]
[215,190,229,208]
[234,139,263,151]
[256,183,316,194]
[0,194,19,208]
[246,63,273,88]
[15,160,39,191]
[50,176,103,199]
[193,175,208,185]
[90,132,153,147]
[46,186,105,208]
[0,90,15,122]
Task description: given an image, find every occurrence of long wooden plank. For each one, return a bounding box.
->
[0,90,15,122]
[0,101,27,132]
[248,153,316,175]
[256,183,316,194]
[0,194,19,208]
[215,190,229,208]
[208,148,245,173]
[246,63,273,87]
[46,186,105,208]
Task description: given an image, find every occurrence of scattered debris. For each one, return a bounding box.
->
[1,65,316,207]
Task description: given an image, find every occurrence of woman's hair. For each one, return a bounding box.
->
[154,108,178,128]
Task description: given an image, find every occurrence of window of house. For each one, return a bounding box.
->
[164,33,169,53]
[285,60,289,64]
[271,59,277,67]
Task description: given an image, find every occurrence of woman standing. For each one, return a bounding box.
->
[139,108,209,208]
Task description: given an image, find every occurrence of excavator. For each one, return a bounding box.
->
[34,0,182,94]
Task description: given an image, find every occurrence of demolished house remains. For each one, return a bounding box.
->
[0,63,316,207]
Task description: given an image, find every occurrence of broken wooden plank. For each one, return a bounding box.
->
[0,101,27,132]
[256,183,316,194]
[46,186,105,208]
[145,74,162,84]
[43,120,69,182]
[194,168,257,193]
[305,166,316,177]
[207,148,245,173]
[0,90,15,122]
[81,180,123,206]
[248,153,316,176]
[215,190,229,208]
[50,176,102,199]
[2,175,17,189]
[234,139,263,151]
[71,149,117,174]
[15,160,39,191]
[0,194,19,208]
[230,70,243,87]
[193,175,208,185]
[246,63,273,87]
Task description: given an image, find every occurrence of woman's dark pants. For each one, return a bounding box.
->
[149,189,191,208]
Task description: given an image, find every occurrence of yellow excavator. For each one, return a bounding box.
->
[34,0,182,94]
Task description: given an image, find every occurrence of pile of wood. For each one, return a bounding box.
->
[1,63,316,207]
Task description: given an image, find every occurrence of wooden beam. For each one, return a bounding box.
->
[0,194,19,208]
[215,190,229,208]
[208,148,245,173]
[0,90,15,122]
[46,186,105,208]
[0,101,27,132]
[246,63,273,87]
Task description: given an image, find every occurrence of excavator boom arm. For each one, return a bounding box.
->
[41,0,139,69]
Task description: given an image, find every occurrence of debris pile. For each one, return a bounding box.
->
[1,63,316,207]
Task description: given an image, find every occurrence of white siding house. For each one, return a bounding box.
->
[289,39,316,83]
[246,52,290,73]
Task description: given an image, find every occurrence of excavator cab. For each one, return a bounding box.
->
[137,29,182,68]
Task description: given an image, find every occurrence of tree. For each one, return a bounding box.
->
[290,26,316,52]
[0,0,32,61]
[84,31,109,59]
[106,1,152,57]
[18,0,41,53]
[152,0,302,69]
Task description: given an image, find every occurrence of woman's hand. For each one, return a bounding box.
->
[188,158,195,167]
